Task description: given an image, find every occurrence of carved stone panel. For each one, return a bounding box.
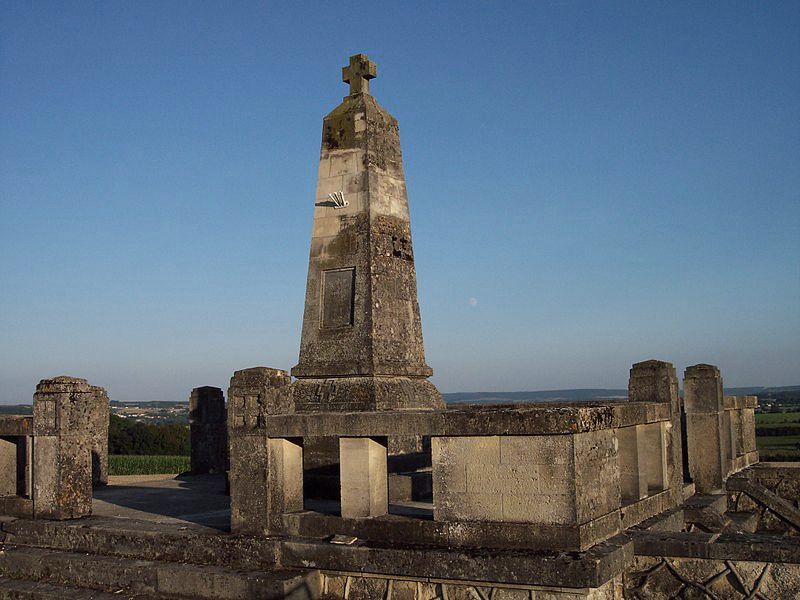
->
[321,268,355,329]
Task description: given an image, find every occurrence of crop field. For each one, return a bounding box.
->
[755,412,800,425]
[755,434,800,460]
[109,455,189,476]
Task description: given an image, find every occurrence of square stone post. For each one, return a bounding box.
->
[684,364,726,493]
[189,386,227,475]
[228,367,293,535]
[32,377,95,519]
[628,360,683,506]
[340,437,388,518]
[89,385,109,487]
[741,397,759,465]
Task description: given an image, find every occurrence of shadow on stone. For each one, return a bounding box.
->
[92,473,230,531]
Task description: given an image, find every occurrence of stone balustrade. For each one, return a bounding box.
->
[247,399,680,552]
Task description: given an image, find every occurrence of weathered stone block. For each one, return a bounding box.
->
[684,364,727,493]
[501,435,573,465]
[229,434,267,535]
[30,376,95,519]
[88,385,109,487]
[0,438,17,496]
[347,575,387,600]
[503,492,573,524]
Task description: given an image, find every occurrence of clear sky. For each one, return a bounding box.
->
[1,2,798,403]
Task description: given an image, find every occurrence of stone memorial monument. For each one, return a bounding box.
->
[291,54,443,413]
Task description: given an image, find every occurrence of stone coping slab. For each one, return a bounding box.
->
[281,509,621,552]
[723,395,758,410]
[279,535,633,588]
[631,529,800,564]
[0,516,280,571]
[264,401,670,438]
[0,416,32,436]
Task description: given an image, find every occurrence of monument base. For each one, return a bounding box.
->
[292,376,443,412]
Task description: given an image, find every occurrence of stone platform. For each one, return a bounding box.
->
[93,473,230,530]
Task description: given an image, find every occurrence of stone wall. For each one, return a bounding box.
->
[432,432,620,530]
[319,573,623,600]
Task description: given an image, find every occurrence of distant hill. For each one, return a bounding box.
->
[443,389,628,405]
[444,385,800,405]
[2,386,798,410]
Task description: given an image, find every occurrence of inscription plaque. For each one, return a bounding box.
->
[321,268,355,328]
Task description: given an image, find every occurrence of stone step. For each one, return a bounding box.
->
[0,544,320,600]
[683,494,731,532]
[0,577,150,599]
[0,517,278,570]
[388,469,432,503]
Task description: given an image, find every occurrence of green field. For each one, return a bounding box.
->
[755,412,800,460]
[755,411,800,425]
[109,455,189,476]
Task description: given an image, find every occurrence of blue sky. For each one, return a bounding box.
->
[1,2,798,403]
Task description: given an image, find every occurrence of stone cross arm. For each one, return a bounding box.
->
[342,53,377,96]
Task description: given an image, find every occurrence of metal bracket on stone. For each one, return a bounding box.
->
[328,191,348,209]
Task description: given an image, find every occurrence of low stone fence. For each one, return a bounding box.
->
[236,401,678,552]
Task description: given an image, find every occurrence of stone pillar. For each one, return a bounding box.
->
[339,437,388,518]
[628,360,683,506]
[189,386,227,475]
[267,438,303,531]
[32,377,94,519]
[683,364,726,493]
[227,367,293,535]
[741,397,759,465]
[89,385,109,487]
[643,421,668,493]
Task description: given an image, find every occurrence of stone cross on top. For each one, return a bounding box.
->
[342,53,377,96]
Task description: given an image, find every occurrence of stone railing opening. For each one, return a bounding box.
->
[0,431,32,500]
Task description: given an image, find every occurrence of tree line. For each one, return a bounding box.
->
[108,414,189,455]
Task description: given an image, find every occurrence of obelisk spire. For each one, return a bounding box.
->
[291,54,442,412]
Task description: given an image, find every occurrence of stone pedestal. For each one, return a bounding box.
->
[189,386,227,475]
[340,437,388,518]
[32,376,95,519]
[684,364,726,493]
